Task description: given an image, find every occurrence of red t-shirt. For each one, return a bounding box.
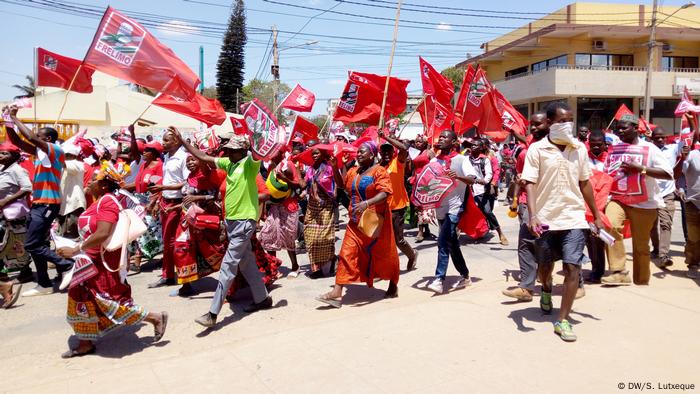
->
[78,194,121,265]
[134,160,164,194]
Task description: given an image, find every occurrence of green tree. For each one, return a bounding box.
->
[309,115,328,131]
[216,0,246,112]
[240,78,292,122]
[441,66,464,90]
[12,75,35,99]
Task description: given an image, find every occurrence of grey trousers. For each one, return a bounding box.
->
[517,203,538,290]
[651,193,675,258]
[210,219,269,315]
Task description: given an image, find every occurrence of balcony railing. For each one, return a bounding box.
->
[500,64,700,83]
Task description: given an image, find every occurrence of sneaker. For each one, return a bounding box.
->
[540,292,553,314]
[687,265,700,279]
[194,312,217,328]
[575,286,586,299]
[427,278,444,294]
[501,287,533,302]
[601,271,632,286]
[659,257,673,268]
[21,285,54,297]
[554,320,577,342]
[451,276,472,290]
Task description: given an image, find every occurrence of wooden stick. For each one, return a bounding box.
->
[377,0,403,129]
[605,117,615,132]
[53,63,84,128]
[132,101,155,126]
[397,94,426,139]
[33,47,38,131]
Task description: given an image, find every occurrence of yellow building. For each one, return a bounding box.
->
[456,2,700,132]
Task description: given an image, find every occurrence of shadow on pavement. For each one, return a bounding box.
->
[67,324,171,359]
[507,306,598,333]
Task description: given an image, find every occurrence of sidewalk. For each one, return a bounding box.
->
[2,204,698,393]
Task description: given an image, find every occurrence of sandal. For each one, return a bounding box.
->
[2,284,22,309]
[154,311,168,342]
[61,345,96,359]
[315,293,342,308]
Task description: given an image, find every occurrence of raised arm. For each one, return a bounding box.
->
[7,105,49,152]
[127,124,141,163]
[378,129,409,162]
[169,126,216,164]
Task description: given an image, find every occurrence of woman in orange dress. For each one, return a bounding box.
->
[315,141,399,308]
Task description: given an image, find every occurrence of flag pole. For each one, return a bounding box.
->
[605,117,615,131]
[33,47,38,131]
[397,94,426,139]
[377,0,402,129]
[53,64,83,128]
[132,93,161,126]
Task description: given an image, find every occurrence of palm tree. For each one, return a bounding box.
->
[12,75,35,99]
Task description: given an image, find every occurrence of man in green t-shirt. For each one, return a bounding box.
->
[170,128,272,328]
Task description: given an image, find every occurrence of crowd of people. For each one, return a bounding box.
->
[0,100,697,355]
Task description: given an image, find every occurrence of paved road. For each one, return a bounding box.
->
[3,203,698,393]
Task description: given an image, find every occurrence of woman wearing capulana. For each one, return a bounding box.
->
[57,162,168,358]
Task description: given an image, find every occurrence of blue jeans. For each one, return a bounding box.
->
[435,214,469,280]
[25,204,70,288]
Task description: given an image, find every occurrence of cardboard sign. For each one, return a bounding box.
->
[243,99,284,160]
[605,144,650,205]
[410,162,457,209]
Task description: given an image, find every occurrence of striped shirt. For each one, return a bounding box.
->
[33,143,65,204]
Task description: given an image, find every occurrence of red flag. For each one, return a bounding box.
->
[36,48,95,93]
[84,7,200,99]
[152,93,226,126]
[455,68,492,133]
[291,115,319,143]
[230,114,248,135]
[457,192,489,239]
[454,64,476,132]
[613,103,634,120]
[280,84,316,112]
[418,96,453,143]
[419,57,454,108]
[492,89,528,135]
[334,71,409,124]
[638,116,656,135]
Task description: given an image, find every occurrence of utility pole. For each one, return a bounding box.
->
[199,45,204,94]
[271,25,280,114]
[643,0,658,122]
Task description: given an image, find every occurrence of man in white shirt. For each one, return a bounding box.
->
[469,139,508,245]
[522,102,604,342]
[649,127,681,267]
[601,114,674,286]
[148,131,189,288]
[426,130,477,294]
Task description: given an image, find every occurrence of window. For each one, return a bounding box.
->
[505,66,529,78]
[662,56,699,71]
[575,53,633,69]
[531,55,567,73]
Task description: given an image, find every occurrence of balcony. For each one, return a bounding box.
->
[493,64,700,103]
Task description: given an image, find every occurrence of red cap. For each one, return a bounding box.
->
[136,140,146,153]
[144,141,163,153]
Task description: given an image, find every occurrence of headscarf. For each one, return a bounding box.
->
[360,140,378,157]
[95,160,130,185]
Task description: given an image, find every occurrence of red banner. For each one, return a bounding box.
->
[37,48,95,94]
[418,96,453,143]
[280,84,315,112]
[410,162,457,209]
[84,7,200,100]
[243,99,284,160]
[605,144,650,205]
[333,71,409,124]
[419,57,454,108]
[291,115,319,143]
[152,93,226,126]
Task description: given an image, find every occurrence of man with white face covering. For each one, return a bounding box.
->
[521,102,605,342]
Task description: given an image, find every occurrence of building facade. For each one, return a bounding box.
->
[457,2,700,133]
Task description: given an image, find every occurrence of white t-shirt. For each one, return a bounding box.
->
[162,147,190,199]
[431,154,476,220]
[60,159,86,215]
[683,149,700,209]
[656,142,680,198]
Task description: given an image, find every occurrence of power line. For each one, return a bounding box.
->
[254,32,273,80]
